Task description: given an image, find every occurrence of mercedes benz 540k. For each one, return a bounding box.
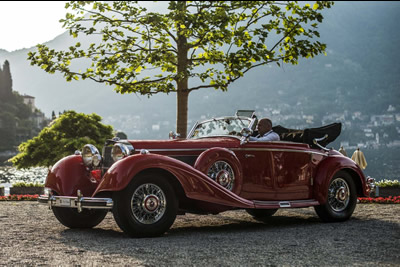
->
[39,110,375,237]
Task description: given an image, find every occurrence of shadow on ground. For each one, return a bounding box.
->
[56,208,400,266]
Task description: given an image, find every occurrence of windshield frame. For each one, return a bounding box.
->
[187,116,254,139]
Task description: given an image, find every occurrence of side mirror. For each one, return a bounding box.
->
[240,127,253,138]
[169,131,181,139]
[240,128,253,145]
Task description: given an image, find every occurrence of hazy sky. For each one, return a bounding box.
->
[0,1,68,52]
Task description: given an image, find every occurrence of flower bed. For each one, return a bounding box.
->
[358,196,400,204]
[0,194,39,201]
[370,179,400,198]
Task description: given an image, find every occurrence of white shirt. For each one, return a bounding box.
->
[249,130,280,142]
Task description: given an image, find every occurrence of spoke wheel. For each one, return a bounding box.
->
[113,172,178,238]
[314,171,357,222]
[207,161,235,191]
[327,178,350,212]
[131,183,167,225]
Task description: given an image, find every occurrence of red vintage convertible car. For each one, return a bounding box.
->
[39,110,375,237]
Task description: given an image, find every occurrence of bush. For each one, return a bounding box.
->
[12,182,44,188]
[376,179,400,188]
[9,110,113,168]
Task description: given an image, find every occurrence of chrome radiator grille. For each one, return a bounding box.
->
[102,146,113,169]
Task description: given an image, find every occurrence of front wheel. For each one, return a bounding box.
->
[314,171,357,222]
[52,207,108,228]
[112,173,178,237]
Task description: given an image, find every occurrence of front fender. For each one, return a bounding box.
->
[314,154,367,204]
[93,153,253,209]
[45,155,97,196]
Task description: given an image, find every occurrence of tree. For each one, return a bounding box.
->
[10,110,113,168]
[0,60,13,100]
[28,1,333,138]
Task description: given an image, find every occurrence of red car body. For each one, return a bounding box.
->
[40,112,375,237]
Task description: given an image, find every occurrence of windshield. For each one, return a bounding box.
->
[188,117,251,139]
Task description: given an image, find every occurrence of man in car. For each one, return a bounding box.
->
[249,118,280,141]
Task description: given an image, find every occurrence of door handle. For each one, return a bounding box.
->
[245,154,255,158]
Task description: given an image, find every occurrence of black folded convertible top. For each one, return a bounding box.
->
[272,122,341,148]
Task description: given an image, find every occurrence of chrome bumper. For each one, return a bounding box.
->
[38,190,113,213]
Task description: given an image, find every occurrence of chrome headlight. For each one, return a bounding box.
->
[111,143,130,162]
[82,144,102,167]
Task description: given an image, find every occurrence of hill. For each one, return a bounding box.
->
[0,2,399,178]
[0,2,398,121]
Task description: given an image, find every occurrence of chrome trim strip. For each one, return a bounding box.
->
[253,199,319,206]
[189,135,242,140]
[231,148,328,157]
[144,147,328,157]
[145,148,207,152]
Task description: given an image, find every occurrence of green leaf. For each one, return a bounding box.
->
[26,1,333,139]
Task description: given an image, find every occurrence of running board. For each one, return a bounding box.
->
[253,199,319,209]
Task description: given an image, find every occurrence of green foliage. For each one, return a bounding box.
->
[12,182,44,188]
[376,179,400,188]
[0,60,41,151]
[0,60,13,100]
[27,1,333,136]
[9,110,113,168]
[0,95,35,151]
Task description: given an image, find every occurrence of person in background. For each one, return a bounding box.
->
[339,146,348,157]
[351,147,367,170]
[249,118,280,142]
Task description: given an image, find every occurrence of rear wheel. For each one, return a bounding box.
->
[314,171,357,222]
[52,207,107,228]
[113,173,178,237]
[246,209,278,222]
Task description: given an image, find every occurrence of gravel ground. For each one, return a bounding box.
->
[0,202,399,266]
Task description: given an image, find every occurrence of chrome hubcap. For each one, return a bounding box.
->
[143,195,160,212]
[207,161,235,191]
[131,183,166,224]
[328,178,350,212]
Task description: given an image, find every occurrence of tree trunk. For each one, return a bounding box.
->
[176,89,189,138]
[176,2,189,138]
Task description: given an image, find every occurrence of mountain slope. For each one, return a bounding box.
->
[0,2,398,130]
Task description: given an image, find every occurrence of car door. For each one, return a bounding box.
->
[236,141,313,201]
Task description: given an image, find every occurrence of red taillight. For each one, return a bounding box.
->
[90,169,102,182]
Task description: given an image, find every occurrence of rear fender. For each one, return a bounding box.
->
[45,155,98,196]
[93,153,253,209]
[314,155,367,204]
[194,147,243,195]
